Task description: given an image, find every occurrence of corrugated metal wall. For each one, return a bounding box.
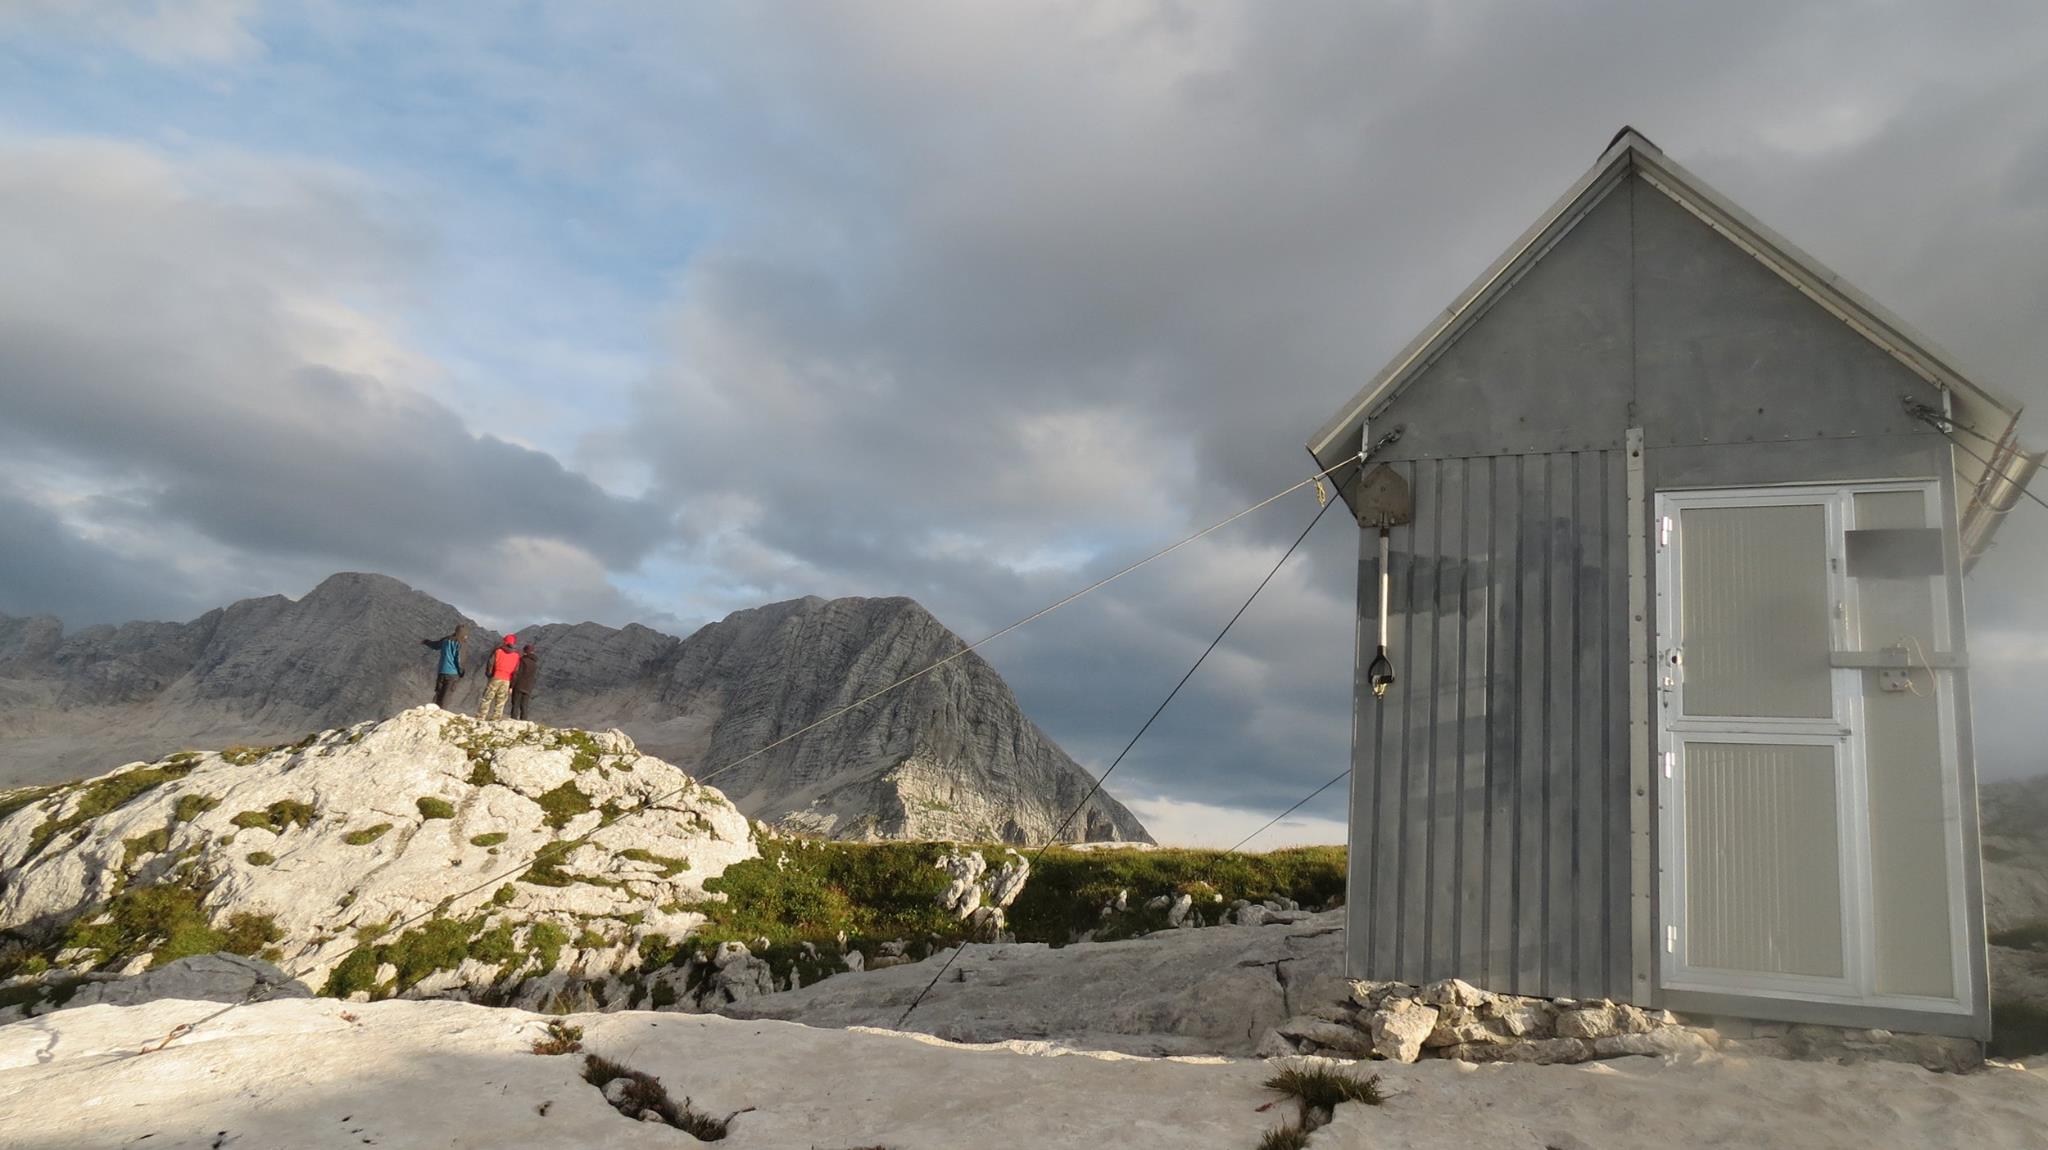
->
[1350,450,1630,1000]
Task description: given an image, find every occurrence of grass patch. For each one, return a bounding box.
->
[1008,845,1345,943]
[520,842,576,887]
[229,800,317,834]
[343,823,395,846]
[382,916,478,989]
[581,1053,727,1139]
[416,796,456,820]
[20,762,199,862]
[531,1020,583,1055]
[1990,920,2048,952]
[535,781,592,829]
[1256,1123,1313,1150]
[1263,1065,1383,1111]
[60,879,278,970]
[556,730,605,773]
[245,851,276,866]
[219,912,282,956]
[172,793,221,822]
[324,946,382,998]
[616,848,691,877]
[574,928,608,950]
[468,760,499,787]
[493,884,519,906]
[471,832,509,847]
[1992,997,2048,1060]
[530,922,570,974]
[121,828,171,872]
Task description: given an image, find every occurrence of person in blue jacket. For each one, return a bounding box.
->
[421,624,468,707]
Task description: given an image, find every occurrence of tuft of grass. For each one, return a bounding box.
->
[1263,1066,1383,1111]
[416,796,457,820]
[229,800,318,834]
[556,730,605,773]
[343,823,395,846]
[535,781,592,830]
[470,832,509,847]
[1256,1123,1313,1150]
[220,745,282,766]
[20,762,199,862]
[531,1020,583,1055]
[529,922,570,975]
[172,793,221,823]
[245,851,276,866]
[616,848,691,877]
[581,1054,727,1139]
[1992,997,2048,1060]
[520,842,576,887]
[219,912,282,956]
[121,828,172,872]
[468,760,498,787]
[323,946,382,998]
[492,884,518,906]
[574,928,608,950]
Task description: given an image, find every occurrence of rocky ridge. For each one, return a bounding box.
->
[0,708,765,1018]
[0,573,1151,844]
[0,708,1048,1024]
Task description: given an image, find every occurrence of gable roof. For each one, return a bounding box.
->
[1307,126,2038,569]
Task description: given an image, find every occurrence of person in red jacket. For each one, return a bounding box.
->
[477,634,522,721]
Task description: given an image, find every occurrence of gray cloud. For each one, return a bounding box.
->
[547,2,2048,807]
[0,138,673,628]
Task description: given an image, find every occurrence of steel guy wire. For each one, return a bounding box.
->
[1222,766,1354,855]
[893,474,1349,1029]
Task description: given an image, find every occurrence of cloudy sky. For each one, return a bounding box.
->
[3,1,2047,845]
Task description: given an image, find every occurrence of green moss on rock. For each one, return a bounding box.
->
[470,832,508,847]
[343,823,394,846]
[21,762,199,862]
[245,851,276,866]
[229,800,317,834]
[535,781,591,830]
[120,829,172,872]
[416,796,457,820]
[172,793,221,823]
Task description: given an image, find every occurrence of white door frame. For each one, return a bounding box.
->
[1654,480,1971,1014]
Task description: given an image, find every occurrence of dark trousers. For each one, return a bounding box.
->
[510,690,532,721]
[434,674,460,706]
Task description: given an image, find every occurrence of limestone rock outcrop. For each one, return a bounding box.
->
[0,707,755,1019]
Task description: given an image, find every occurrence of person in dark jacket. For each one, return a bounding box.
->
[478,634,521,721]
[509,643,540,722]
[421,625,468,707]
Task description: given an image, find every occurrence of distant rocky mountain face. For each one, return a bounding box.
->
[0,573,1150,845]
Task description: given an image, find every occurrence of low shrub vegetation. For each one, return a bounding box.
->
[581,1053,727,1139]
[530,1020,583,1055]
